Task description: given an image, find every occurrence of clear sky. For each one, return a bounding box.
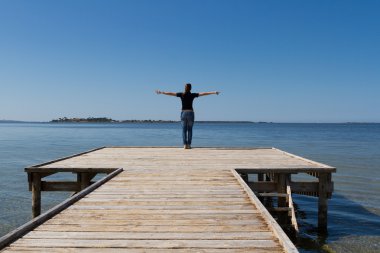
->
[0,0,379,122]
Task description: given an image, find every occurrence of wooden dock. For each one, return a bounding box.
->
[0,147,336,252]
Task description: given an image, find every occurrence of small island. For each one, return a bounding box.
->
[50,117,177,123]
[50,117,254,124]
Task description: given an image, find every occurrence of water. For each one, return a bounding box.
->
[0,122,379,252]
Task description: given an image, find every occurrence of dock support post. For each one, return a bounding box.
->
[276,173,288,225]
[77,173,91,190]
[31,173,41,218]
[258,173,264,182]
[318,173,330,231]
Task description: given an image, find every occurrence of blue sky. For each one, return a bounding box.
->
[0,0,379,122]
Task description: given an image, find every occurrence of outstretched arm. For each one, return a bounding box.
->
[198,91,220,97]
[156,90,177,96]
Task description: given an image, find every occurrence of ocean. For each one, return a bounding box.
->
[0,122,379,252]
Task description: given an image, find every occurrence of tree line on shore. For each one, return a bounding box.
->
[50,117,177,123]
[50,117,254,124]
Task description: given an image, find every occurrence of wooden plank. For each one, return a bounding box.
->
[11,239,280,248]
[236,167,336,173]
[0,168,123,250]
[52,213,261,220]
[67,205,256,210]
[3,247,284,253]
[257,193,288,198]
[287,180,299,233]
[88,191,246,195]
[41,181,80,192]
[272,147,336,171]
[24,231,274,240]
[25,168,116,173]
[25,147,106,171]
[231,169,299,253]
[67,205,255,210]
[44,218,264,226]
[247,182,277,192]
[34,224,270,232]
[81,197,248,201]
[86,194,246,198]
[75,200,249,205]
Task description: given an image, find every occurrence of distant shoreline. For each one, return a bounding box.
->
[0,119,379,124]
[48,117,255,124]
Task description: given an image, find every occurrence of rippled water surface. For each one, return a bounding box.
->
[0,122,379,252]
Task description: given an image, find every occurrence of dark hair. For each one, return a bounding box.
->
[184,83,192,95]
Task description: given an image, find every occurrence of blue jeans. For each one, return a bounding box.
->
[181,111,194,145]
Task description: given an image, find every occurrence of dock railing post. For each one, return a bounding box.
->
[318,172,330,231]
[31,173,41,218]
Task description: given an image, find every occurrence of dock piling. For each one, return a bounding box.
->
[31,173,41,218]
[318,173,331,231]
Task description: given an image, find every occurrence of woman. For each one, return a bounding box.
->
[156,83,220,149]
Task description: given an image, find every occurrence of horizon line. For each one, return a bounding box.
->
[1,119,379,124]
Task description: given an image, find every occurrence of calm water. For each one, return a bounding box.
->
[0,122,379,252]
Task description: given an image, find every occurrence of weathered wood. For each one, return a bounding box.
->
[287,180,299,233]
[276,174,287,207]
[44,218,263,226]
[231,169,299,253]
[11,239,280,248]
[24,231,274,240]
[290,181,319,192]
[28,172,56,187]
[276,174,288,225]
[31,173,41,218]
[237,167,336,173]
[272,148,335,171]
[26,168,115,173]
[79,173,91,190]
[248,182,277,192]
[0,168,123,250]
[41,181,80,192]
[318,173,330,231]
[53,212,260,220]
[25,147,106,170]
[35,224,270,232]
[3,248,284,253]
[258,173,264,181]
[267,207,291,212]
[257,193,288,199]
[3,147,336,253]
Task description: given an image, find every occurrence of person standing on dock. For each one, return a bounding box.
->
[156,83,220,149]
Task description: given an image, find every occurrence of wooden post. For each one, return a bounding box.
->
[31,173,41,218]
[276,173,288,225]
[80,172,91,190]
[258,173,264,182]
[318,173,330,231]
